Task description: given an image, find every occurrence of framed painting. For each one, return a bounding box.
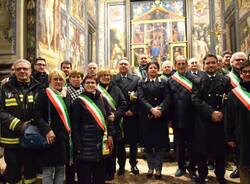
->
[107,2,126,69]
[0,0,16,55]
[68,20,85,70]
[239,12,250,55]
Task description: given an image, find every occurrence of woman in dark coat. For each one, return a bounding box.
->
[137,61,170,179]
[34,69,71,184]
[97,68,127,180]
[71,75,113,184]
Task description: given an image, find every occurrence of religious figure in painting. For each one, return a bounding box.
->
[44,0,55,50]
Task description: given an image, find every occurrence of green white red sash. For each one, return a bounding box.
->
[46,88,73,164]
[172,72,192,92]
[228,71,240,88]
[97,85,117,110]
[232,86,250,111]
[78,95,110,155]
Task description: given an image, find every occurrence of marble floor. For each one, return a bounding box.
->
[106,158,240,184]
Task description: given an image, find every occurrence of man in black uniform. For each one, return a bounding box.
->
[112,57,140,175]
[0,59,41,183]
[191,54,231,184]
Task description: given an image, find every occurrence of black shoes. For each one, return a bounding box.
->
[146,169,154,178]
[175,168,186,177]
[131,165,139,175]
[155,170,162,180]
[117,168,125,176]
[230,168,240,178]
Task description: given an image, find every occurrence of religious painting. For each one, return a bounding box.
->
[59,12,68,58]
[133,47,146,67]
[0,0,16,55]
[27,0,36,61]
[108,2,126,69]
[87,0,96,22]
[37,0,60,53]
[70,0,85,24]
[60,0,67,10]
[130,0,186,66]
[237,0,250,19]
[239,12,250,55]
[224,0,232,11]
[68,20,85,70]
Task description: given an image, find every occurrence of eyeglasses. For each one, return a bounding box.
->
[15,67,30,72]
[241,70,250,74]
[52,78,64,82]
[85,81,96,84]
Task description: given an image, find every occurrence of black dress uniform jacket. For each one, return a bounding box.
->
[191,73,230,156]
[137,78,170,149]
[168,72,196,128]
[71,91,113,162]
[112,73,140,144]
[34,89,70,167]
[0,77,40,148]
[224,82,250,167]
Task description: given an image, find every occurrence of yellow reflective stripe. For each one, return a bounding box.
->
[0,137,20,144]
[5,102,18,107]
[7,181,22,184]
[24,177,37,184]
[5,98,16,103]
[9,118,20,131]
[28,95,34,103]
[19,94,23,102]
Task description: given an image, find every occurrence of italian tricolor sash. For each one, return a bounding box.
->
[97,85,117,110]
[228,71,240,88]
[232,86,250,111]
[46,88,73,164]
[172,72,192,92]
[78,95,110,155]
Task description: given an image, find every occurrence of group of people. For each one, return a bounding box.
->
[0,51,249,184]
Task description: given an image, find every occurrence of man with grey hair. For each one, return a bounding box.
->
[0,59,41,183]
[160,60,175,80]
[87,62,98,77]
[187,58,204,77]
[228,52,247,88]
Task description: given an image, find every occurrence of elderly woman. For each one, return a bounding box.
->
[97,68,127,181]
[34,69,72,184]
[71,75,114,184]
[137,61,170,180]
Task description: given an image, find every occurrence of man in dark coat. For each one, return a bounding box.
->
[187,57,205,77]
[32,57,49,88]
[191,54,231,184]
[112,57,140,175]
[224,60,250,184]
[168,55,197,179]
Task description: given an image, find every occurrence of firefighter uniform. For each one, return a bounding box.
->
[0,76,40,184]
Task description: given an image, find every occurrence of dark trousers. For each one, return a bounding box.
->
[197,154,225,183]
[129,143,138,167]
[65,163,75,184]
[76,159,107,184]
[175,128,196,171]
[106,139,126,176]
[4,148,37,184]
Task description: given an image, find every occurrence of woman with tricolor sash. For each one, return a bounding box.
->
[71,75,114,184]
[137,61,170,180]
[97,68,127,181]
[34,70,72,184]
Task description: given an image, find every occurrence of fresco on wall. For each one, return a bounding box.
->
[87,0,96,22]
[71,0,85,24]
[108,3,126,69]
[37,0,87,70]
[238,0,250,19]
[0,0,16,55]
[130,0,186,65]
[192,0,210,63]
[239,12,250,55]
